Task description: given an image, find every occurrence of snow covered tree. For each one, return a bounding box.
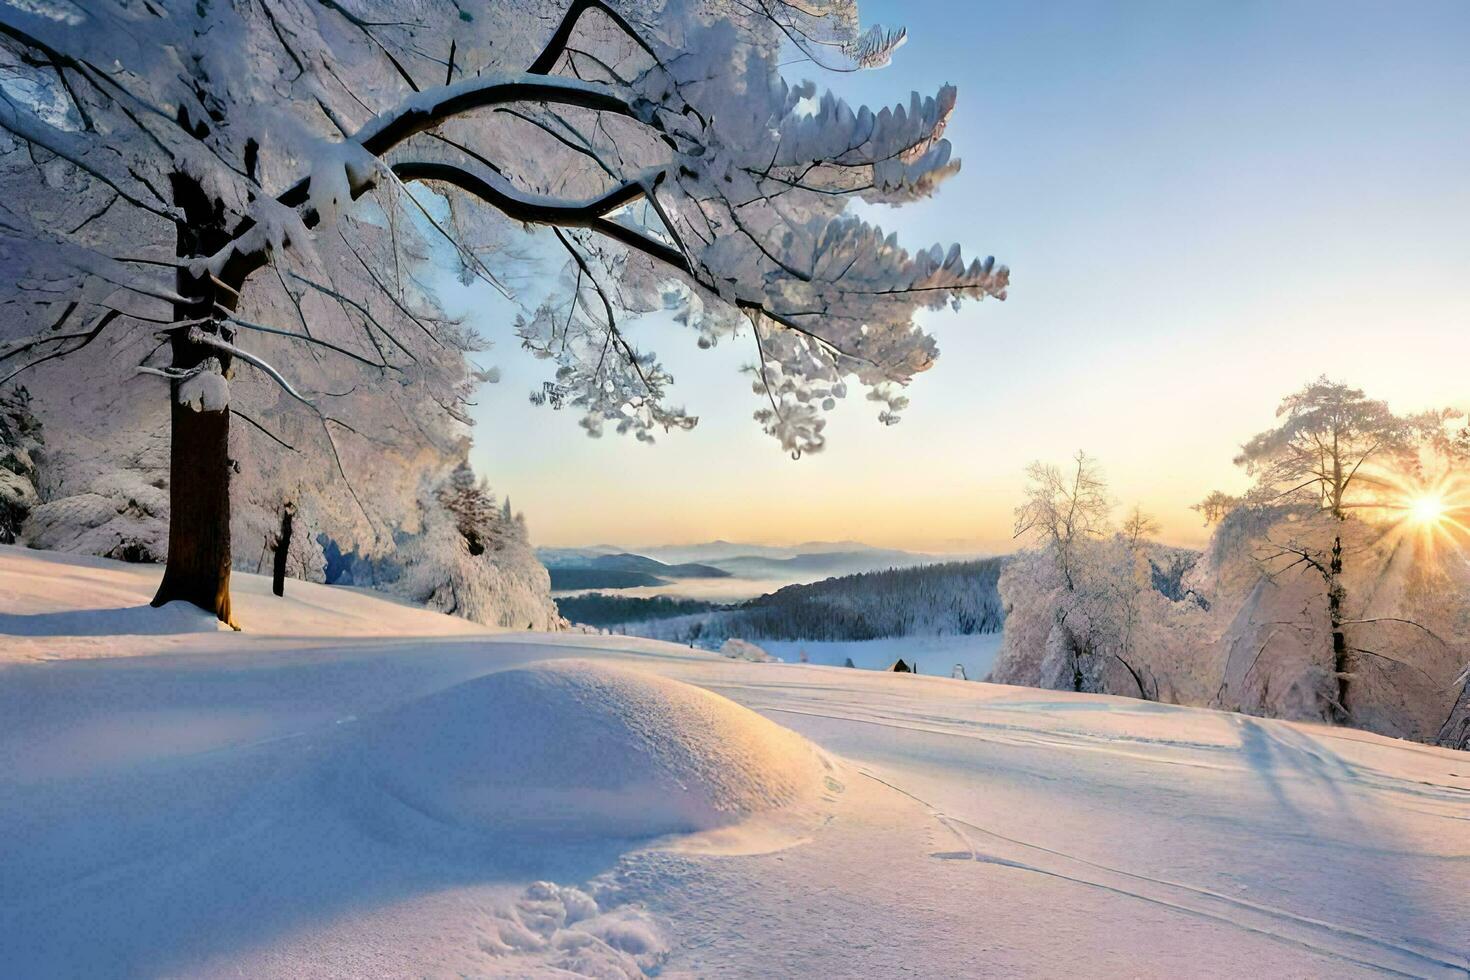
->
[1,0,1009,625]
[988,395,1467,741]
[1108,505,1161,697]
[392,459,561,629]
[1013,451,1110,594]
[996,458,1217,700]
[438,459,501,556]
[1214,377,1457,719]
[1441,666,1470,750]
[1008,451,1111,689]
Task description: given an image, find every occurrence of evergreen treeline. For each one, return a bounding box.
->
[724,558,1007,640]
[554,593,720,625]
[572,557,1009,643]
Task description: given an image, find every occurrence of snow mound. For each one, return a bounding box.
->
[720,637,777,662]
[352,658,829,840]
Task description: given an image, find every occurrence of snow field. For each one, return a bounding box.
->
[1,547,1466,977]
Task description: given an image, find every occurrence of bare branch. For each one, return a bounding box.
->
[230,407,298,452]
[221,310,389,371]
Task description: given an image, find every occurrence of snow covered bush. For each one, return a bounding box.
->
[720,638,777,662]
[381,461,561,631]
[24,471,169,562]
[0,386,40,544]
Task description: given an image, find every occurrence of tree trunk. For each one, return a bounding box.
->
[1328,531,1350,720]
[272,502,295,597]
[150,172,239,627]
[153,393,234,622]
[1060,618,1085,692]
[1115,653,1149,700]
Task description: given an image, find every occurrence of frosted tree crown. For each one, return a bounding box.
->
[0,0,1008,463]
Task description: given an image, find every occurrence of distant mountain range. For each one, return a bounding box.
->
[538,541,977,593]
[540,550,728,576]
[704,549,935,580]
[543,551,730,591]
[640,540,886,564]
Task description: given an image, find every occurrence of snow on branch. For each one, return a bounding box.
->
[1,0,1010,459]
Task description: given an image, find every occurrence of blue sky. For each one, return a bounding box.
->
[453,0,1470,551]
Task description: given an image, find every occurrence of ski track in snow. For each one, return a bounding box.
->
[739,695,1470,812]
[2,547,1467,978]
[860,769,1465,978]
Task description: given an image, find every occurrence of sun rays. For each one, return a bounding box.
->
[1374,471,1470,562]
[1407,492,1448,527]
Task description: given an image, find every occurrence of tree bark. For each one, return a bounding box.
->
[153,392,234,622]
[1328,531,1350,720]
[151,172,239,627]
[272,502,295,597]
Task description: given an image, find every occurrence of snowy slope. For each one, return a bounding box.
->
[1,547,1466,978]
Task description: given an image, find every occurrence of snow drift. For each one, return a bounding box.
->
[719,637,777,662]
[351,659,830,840]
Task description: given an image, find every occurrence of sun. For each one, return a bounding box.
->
[1377,471,1470,566]
[1407,494,1447,526]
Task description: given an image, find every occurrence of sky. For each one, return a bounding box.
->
[455,0,1470,553]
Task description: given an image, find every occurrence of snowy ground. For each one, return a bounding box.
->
[2,546,1467,978]
[757,633,1004,679]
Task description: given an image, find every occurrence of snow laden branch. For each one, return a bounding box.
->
[101,0,1006,455]
[0,0,1013,610]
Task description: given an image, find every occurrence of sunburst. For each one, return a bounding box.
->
[1377,472,1470,560]
[1407,494,1447,526]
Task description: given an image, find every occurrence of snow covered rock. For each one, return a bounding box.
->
[24,470,169,562]
[352,659,828,840]
[720,637,777,662]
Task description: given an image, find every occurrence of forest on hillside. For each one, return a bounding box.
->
[732,557,1009,639]
[566,557,1011,644]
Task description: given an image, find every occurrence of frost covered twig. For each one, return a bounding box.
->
[187,328,315,409]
